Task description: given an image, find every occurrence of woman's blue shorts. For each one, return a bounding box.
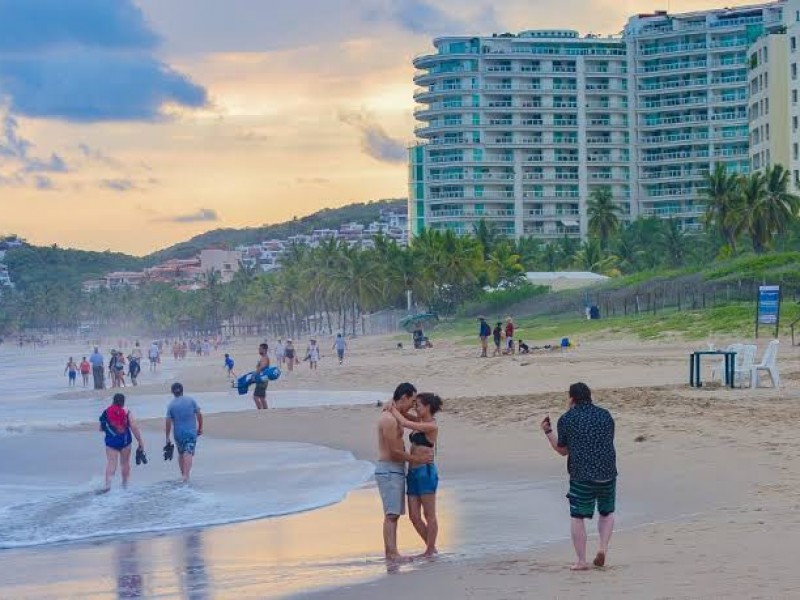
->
[407,464,438,496]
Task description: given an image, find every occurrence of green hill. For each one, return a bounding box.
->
[148,198,406,262]
[1,198,407,291]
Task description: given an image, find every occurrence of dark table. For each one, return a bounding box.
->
[689,351,736,388]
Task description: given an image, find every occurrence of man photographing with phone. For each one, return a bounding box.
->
[542,382,617,571]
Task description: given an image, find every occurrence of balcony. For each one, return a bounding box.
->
[639,96,707,109]
[638,61,707,73]
[641,132,709,145]
[640,42,707,56]
[639,78,708,92]
[428,209,516,220]
[641,205,707,217]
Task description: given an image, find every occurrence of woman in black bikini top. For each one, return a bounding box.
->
[389,392,443,557]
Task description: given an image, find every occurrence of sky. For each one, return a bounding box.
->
[0,0,759,255]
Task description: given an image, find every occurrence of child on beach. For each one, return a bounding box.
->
[492,322,502,357]
[79,356,91,387]
[224,354,236,379]
[64,357,78,387]
[306,339,320,370]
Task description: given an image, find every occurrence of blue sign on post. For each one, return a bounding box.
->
[756,285,781,338]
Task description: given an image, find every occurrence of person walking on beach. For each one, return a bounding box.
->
[478,317,490,357]
[79,356,91,387]
[276,339,285,366]
[148,343,160,372]
[389,392,443,557]
[224,353,235,380]
[253,343,269,410]
[165,383,203,483]
[376,383,433,562]
[333,333,347,365]
[99,393,145,491]
[306,339,320,371]
[284,340,297,372]
[64,357,78,387]
[90,347,105,390]
[541,382,617,571]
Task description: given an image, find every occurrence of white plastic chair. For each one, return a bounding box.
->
[734,344,757,388]
[751,340,781,388]
[711,343,742,383]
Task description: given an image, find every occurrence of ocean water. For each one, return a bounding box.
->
[0,343,381,550]
[0,343,384,432]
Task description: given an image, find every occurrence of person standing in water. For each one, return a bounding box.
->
[165,382,203,483]
[253,343,269,410]
[100,393,145,491]
[275,339,285,366]
[90,347,105,390]
[148,342,160,372]
[64,357,78,387]
[79,356,91,387]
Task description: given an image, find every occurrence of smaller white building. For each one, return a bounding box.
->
[525,271,609,291]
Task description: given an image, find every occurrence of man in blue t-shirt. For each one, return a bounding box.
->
[165,382,203,482]
[89,347,105,390]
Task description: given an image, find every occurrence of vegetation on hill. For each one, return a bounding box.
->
[148,198,407,262]
[3,245,146,291]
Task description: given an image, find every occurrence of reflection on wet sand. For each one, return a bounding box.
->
[179,531,210,600]
[116,541,144,599]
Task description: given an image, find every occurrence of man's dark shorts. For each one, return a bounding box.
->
[567,479,616,519]
[254,382,267,398]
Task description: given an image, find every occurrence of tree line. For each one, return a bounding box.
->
[2,165,799,336]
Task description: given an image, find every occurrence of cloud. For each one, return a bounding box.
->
[0,113,70,187]
[235,130,269,143]
[162,208,220,223]
[0,0,208,122]
[100,178,138,192]
[339,111,406,163]
[77,143,122,168]
[33,175,55,190]
[367,0,499,36]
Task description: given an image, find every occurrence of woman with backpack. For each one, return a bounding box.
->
[99,393,145,491]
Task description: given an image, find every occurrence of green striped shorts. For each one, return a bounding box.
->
[567,479,617,519]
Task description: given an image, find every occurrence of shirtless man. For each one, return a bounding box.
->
[376,382,434,562]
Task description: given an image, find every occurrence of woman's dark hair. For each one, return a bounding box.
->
[417,392,443,415]
[112,393,125,407]
[259,343,269,352]
[569,382,592,404]
[393,382,417,401]
[171,382,184,397]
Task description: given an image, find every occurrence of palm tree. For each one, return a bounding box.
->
[473,219,499,260]
[755,164,800,251]
[587,186,621,249]
[572,239,619,275]
[486,241,525,287]
[704,164,743,252]
[659,219,688,267]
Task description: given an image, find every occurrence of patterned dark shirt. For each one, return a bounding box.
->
[557,402,617,482]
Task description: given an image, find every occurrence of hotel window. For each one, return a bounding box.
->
[794,63,798,80]
[795,170,799,185]
[795,143,799,161]
[794,116,799,131]
[794,90,798,104]
[793,37,798,52]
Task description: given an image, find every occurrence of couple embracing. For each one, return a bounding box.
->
[376,382,443,562]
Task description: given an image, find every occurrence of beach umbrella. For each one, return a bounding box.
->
[398,313,439,333]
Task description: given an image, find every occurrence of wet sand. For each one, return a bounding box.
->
[3,333,800,598]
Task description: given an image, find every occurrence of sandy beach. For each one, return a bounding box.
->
[2,331,800,598]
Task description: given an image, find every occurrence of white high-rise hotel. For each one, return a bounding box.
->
[410,1,797,240]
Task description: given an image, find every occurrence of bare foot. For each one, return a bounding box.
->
[570,562,591,571]
[593,552,606,567]
[386,554,412,564]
